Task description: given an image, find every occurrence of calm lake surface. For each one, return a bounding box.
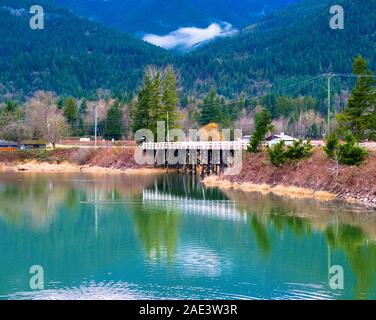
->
[0,172,375,300]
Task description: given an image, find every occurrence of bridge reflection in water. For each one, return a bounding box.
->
[142,185,247,223]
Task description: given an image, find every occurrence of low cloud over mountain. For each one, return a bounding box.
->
[143,23,237,50]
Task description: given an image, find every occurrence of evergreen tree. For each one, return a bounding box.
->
[338,133,368,166]
[104,101,122,140]
[57,97,64,110]
[3,100,19,113]
[310,123,318,139]
[324,133,340,159]
[337,55,376,141]
[78,100,88,136]
[199,89,222,126]
[133,68,155,134]
[248,109,274,153]
[267,140,313,166]
[0,100,22,123]
[266,141,287,167]
[133,66,180,137]
[161,66,179,132]
[324,133,368,166]
[63,97,78,132]
[150,70,163,134]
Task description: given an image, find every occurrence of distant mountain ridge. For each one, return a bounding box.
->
[53,0,302,35]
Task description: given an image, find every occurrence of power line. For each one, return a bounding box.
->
[195,72,376,108]
[197,75,325,108]
[275,75,325,94]
[331,73,376,78]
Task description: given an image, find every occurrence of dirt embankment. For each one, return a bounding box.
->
[205,149,376,208]
[0,148,162,175]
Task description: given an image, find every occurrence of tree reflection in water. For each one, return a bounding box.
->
[0,172,375,299]
[222,188,376,299]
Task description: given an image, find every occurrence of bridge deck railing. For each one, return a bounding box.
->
[142,141,248,150]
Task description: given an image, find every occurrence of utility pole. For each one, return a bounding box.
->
[327,73,332,135]
[94,103,98,149]
[166,111,170,142]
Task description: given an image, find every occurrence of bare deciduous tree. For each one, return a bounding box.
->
[25,91,68,147]
[121,102,133,140]
[46,114,69,148]
[235,109,254,135]
[84,99,109,136]
[272,118,289,135]
[289,110,326,139]
[178,105,199,133]
[0,121,31,143]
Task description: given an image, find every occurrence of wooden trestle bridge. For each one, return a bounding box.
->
[142,141,248,176]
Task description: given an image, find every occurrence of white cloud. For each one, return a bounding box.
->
[143,23,237,50]
[1,6,27,17]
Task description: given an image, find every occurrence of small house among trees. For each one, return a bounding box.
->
[19,140,47,150]
[265,133,297,146]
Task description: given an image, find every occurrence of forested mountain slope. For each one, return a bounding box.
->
[0,0,171,100]
[178,0,376,97]
[1,0,375,101]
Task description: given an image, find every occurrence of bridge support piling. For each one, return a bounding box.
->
[207,150,211,176]
[144,141,246,177]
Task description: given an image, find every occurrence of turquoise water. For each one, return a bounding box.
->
[0,172,375,300]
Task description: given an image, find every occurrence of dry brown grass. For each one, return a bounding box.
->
[204,176,336,202]
[213,148,376,204]
[0,147,150,172]
[69,148,97,165]
[85,147,143,169]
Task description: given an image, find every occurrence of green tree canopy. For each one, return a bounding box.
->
[161,66,179,132]
[104,101,122,140]
[63,97,78,131]
[248,108,274,153]
[337,55,376,141]
[133,66,180,137]
[199,89,223,126]
[133,68,159,135]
